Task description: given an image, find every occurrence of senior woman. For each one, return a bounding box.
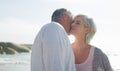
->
[70,14,113,71]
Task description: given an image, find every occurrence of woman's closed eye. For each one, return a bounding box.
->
[76,21,80,25]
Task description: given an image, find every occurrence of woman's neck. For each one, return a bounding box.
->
[72,37,90,51]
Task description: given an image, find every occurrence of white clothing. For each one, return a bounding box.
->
[31,22,76,71]
[76,47,95,71]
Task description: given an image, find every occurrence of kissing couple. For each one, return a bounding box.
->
[31,8,113,71]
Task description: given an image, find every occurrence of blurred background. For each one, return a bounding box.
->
[0,0,120,71]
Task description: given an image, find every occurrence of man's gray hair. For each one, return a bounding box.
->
[76,15,96,43]
[51,8,70,21]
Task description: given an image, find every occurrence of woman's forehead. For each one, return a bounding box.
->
[74,16,83,21]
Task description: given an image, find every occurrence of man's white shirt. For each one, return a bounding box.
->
[31,22,76,71]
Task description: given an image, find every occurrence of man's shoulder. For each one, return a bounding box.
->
[41,22,64,31]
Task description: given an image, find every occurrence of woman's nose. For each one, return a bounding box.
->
[71,23,76,27]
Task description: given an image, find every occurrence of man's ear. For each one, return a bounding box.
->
[62,13,67,20]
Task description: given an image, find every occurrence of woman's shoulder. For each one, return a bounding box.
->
[93,46,110,62]
[92,46,108,60]
[92,47,113,71]
[93,47,105,55]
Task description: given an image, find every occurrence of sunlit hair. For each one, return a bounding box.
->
[51,8,71,22]
[75,15,96,43]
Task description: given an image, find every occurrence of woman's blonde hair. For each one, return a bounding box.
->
[75,15,96,43]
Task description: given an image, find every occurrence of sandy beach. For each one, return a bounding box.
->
[0,53,30,71]
[0,64,30,71]
[0,51,120,71]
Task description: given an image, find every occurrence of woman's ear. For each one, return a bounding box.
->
[85,27,91,33]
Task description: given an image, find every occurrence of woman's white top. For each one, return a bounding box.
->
[76,47,95,71]
[31,22,76,71]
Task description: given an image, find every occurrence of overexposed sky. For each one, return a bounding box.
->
[0,0,120,48]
